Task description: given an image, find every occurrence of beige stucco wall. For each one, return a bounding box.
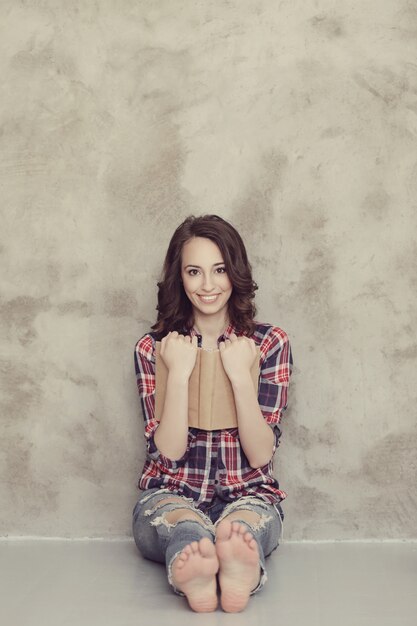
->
[1,1,416,540]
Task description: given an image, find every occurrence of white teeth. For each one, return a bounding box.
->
[199,295,218,301]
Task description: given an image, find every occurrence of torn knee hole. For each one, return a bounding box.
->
[221,509,260,522]
[150,509,213,531]
[218,511,273,532]
[144,496,191,516]
[243,514,273,531]
[164,509,204,524]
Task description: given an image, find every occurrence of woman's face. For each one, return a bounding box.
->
[181,236,233,319]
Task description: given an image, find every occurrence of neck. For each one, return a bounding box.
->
[193,311,230,340]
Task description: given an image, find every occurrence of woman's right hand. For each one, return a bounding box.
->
[160,331,198,380]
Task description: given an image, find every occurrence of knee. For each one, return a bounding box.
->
[164,508,206,525]
[219,510,261,528]
[136,495,214,532]
[143,496,204,525]
[139,496,190,519]
[132,495,188,535]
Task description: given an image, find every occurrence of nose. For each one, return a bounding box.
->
[201,273,215,292]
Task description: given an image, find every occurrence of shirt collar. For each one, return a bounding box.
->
[219,322,237,340]
[187,321,239,343]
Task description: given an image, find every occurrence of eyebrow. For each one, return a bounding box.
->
[184,262,225,269]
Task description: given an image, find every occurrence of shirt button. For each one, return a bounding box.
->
[214,480,218,484]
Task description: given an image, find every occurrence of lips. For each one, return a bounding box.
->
[198,294,221,303]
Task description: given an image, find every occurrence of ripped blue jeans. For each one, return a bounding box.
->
[132,488,284,596]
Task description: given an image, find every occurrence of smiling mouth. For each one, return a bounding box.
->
[198,294,220,302]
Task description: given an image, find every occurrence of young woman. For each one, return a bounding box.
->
[132,214,293,613]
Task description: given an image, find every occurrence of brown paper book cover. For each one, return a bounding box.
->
[154,342,260,430]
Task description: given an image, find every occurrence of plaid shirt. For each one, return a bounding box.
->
[134,321,293,512]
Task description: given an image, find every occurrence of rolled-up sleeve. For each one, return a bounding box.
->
[258,328,293,450]
[134,335,190,470]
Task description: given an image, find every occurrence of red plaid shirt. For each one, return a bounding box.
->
[134,322,293,512]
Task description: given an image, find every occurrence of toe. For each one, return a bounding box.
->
[216,519,232,542]
[233,522,247,537]
[199,537,216,558]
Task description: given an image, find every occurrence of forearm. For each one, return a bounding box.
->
[154,372,189,460]
[231,373,275,468]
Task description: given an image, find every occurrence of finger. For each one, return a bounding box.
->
[162,331,173,343]
[229,332,238,341]
[191,335,198,346]
[219,341,225,351]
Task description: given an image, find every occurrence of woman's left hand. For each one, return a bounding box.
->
[219,333,257,383]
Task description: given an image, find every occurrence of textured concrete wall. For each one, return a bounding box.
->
[1,1,416,539]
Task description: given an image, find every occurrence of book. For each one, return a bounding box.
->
[154,342,260,430]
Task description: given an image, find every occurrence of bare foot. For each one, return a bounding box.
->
[171,537,219,612]
[216,520,261,612]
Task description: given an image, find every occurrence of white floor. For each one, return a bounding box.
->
[1,539,416,626]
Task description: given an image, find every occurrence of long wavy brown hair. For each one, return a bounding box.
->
[151,215,258,338]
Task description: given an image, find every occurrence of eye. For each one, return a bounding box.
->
[187,269,199,276]
[216,267,226,273]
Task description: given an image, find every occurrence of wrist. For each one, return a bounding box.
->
[228,370,253,389]
[167,370,191,386]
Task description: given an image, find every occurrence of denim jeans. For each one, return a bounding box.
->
[132,488,284,596]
